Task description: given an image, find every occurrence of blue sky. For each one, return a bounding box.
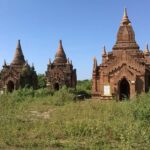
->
[0,0,150,80]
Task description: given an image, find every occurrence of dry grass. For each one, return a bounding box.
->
[0,89,150,149]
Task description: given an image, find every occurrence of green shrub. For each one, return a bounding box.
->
[76,80,92,94]
[52,86,74,106]
[37,74,46,88]
[34,88,54,97]
[133,94,150,122]
[10,88,35,102]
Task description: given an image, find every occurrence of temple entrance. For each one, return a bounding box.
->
[7,81,14,92]
[119,78,130,100]
[54,83,59,91]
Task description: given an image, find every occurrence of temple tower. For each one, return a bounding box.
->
[46,40,77,90]
[0,40,37,92]
[92,9,150,100]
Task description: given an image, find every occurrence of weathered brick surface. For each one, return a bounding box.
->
[92,9,150,100]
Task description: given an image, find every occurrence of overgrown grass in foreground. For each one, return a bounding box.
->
[0,89,150,149]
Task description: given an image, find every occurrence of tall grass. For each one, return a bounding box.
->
[0,89,149,149]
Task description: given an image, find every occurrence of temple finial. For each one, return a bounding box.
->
[54,40,67,63]
[67,58,70,64]
[121,8,130,25]
[124,8,127,17]
[31,63,35,70]
[146,44,149,50]
[49,58,51,65]
[102,46,106,55]
[93,57,97,70]
[11,39,25,66]
[59,40,62,46]
[17,39,21,49]
[144,43,150,55]
[58,40,63,51]
[3,59,7,67]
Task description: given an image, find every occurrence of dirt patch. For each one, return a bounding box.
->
[30,109,55,119]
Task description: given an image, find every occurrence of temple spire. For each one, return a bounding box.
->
[121,8,130,25]
[17,39,21,49]
[4,59,6,65]
[48,58,51,65]
[144,44,150,55]
[11,40,25,66]
[93,57,97,70]
[102,46,107,63]
[67,58,70,64]
[31,63,35,70]
[124,8,127,16]
[3,59,7,67]
[54,40,67,63]
[113,8,139,50]
[146,44,149,50]
[102,46,107,55]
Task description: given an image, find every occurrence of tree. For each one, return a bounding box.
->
[37,74,46,88]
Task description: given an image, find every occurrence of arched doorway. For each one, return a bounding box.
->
[119,78,130,100]
[54,83,59,91]
[7,81,14,92]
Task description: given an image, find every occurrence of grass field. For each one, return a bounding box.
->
[0,89,150,149]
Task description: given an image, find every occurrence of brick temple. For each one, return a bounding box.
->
[0,40,37,92]
[46,40,77,90]
[92,9,150,100]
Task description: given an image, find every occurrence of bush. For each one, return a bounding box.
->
[37,74,46,88]
[133,94,150,122]
[76,80,92,93]
[34,88,54,97]
[11,88,35,102]
[0,86,75,105]
[52,86,75,106]
[75,80,92,100]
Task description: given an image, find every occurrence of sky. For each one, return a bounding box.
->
[0,0,150,80]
